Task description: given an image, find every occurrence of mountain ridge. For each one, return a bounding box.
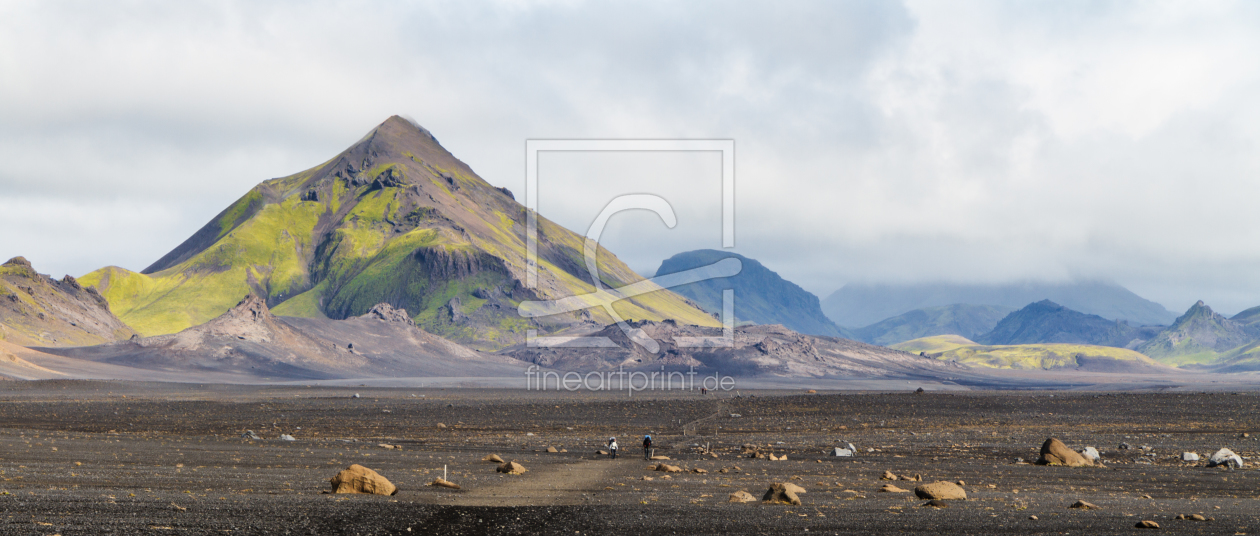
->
[80,116,717,349]
[654,250,847,338]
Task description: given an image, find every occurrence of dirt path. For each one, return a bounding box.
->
[440,457,627,506]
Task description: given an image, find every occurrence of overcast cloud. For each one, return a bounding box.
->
[3,1,1260,314]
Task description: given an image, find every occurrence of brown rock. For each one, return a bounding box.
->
[546,446,558,453]
[1069,500,1099,510]
[482,454,505,463]
[922,499,948,508]
[650,455,671,461]
[655,463,683,473]
[692,468,707,474]
[497,461,528,475]
[597,450,609,456]
[881,470,899,481]
[762,482,807,505]
[1135,520,1159,529]
[428,478,460,489]
[878,484,909,493]
[1038,437,1093,467]
[728,490,757,503]
[914,481,966,500]
[329,464,397,496]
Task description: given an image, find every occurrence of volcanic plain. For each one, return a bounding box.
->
[0,381,1257,535]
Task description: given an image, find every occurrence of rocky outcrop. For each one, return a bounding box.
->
[1,257,137,347]
[361,303,414,326]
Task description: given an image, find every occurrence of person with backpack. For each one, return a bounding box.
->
[608,437,618,459]
[642,434,653,460]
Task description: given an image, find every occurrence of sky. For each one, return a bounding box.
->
[3,1,1260,314]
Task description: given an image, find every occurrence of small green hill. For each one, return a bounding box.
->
[81,116,717,349]
[654,250,848,338]
[1136,301,1260,366]
[893,335,1163,371]
[852,304,1012,345]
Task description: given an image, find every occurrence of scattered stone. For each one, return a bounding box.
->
[482,454,505,463]
[1181,452,1199,462]
[1135,520,1159,529]
[497,461,528,475]
[762,482,807,505]
[1080,446,1101,462]
[1038,438,1093,467]
[655,463,682,473]
[378,444,399,450]
[597,450,609,456]
[806,389,817,394]
[649,455,671,461]
[955,480,965,486]
[428,478,460,490]
[832,447,854,457]
[352,393,360,399]
[279,434,296,441]
[1207,448,1244,468]
[915,387,925,393]
[881,470,899,480]
[1029,515,1038,520]
[692,468,707,474]
[878,484,909,493]
[329,464,397,496]
[914,481,966,500]
[241,430,261,440]
[437,423,447,429]
[922,499,947,508]
[546,447,558,453]
[1118,442,1132,450]
[1070,500,1099,510]
[641,476,654,481]
[728,490,757,503]
[903,474,922,482]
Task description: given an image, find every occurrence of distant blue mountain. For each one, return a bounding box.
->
[822,281,1176,328]
[655,250,847,338]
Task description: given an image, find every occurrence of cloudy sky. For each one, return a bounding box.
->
[3,1,1260,314]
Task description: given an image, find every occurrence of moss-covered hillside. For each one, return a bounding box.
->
[81,116,717,349]
[893,335,1162,371]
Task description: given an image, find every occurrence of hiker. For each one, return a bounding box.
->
[608,437,618,459]
[701,387,707,395]
[643,434,653,460]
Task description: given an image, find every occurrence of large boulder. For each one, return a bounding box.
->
[914,481,966,500]
[762,482,807,505]
[329,464,397,495]
[654,463,683,473]
[497,461,528,475]
[1181,452,1199,462]
[1208,448,1244,469]
[1038,438,1093,467]
[728,490,757,503]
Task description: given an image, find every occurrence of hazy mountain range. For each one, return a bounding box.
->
[822,281,1177,328]
[3,116,1260,381]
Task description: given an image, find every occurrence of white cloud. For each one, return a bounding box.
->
[2,1,1260,314]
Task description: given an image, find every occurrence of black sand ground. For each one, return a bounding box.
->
[0,381,1257,535]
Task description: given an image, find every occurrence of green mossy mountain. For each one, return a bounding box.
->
[654,250,848,338]
[0,257,137,347]
[852,304,1014,346]
[80,116,717,350]
[1136,301,1260,366]
[976,300,1163,348]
